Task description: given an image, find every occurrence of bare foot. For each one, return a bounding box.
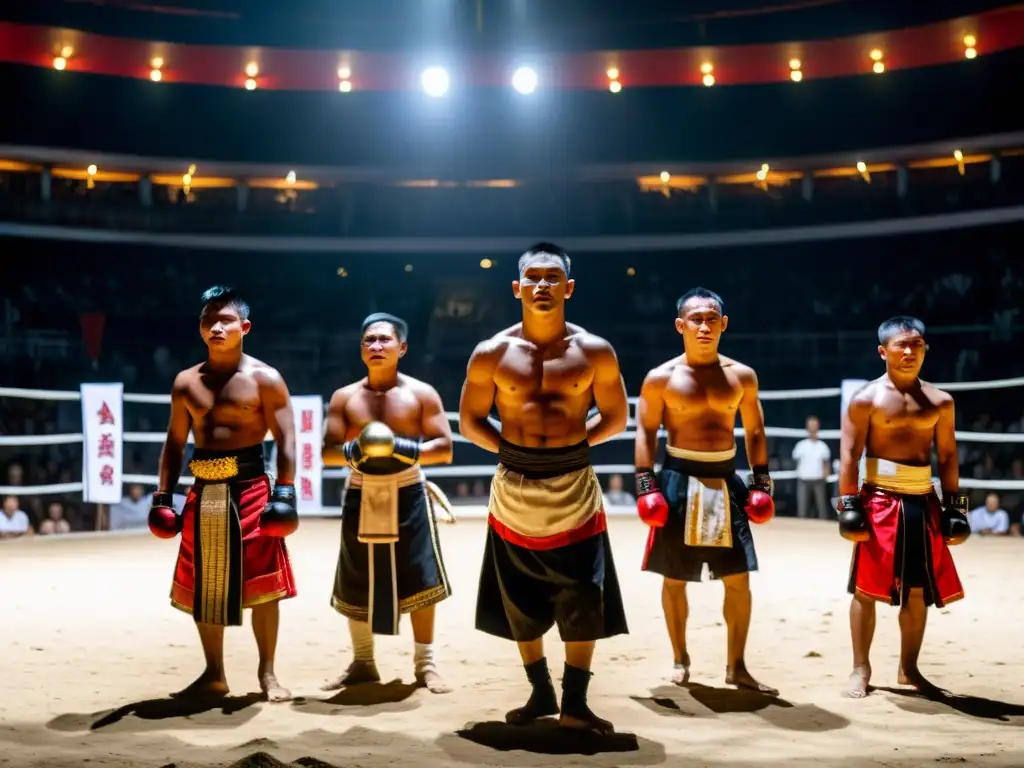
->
[897,665,949,697]
[415,666,452,694]
[671,652,691,685]
[726,662,779,696]
[559,708,615,735]
[843,663,872,699]
[259,671,292,702]
[172,669,229,699]
[321,660,381,691]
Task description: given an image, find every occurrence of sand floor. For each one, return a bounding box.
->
[1,516,1022,768]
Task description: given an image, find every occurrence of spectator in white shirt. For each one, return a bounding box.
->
[604,473,636,508]
[792,416,832,519]
[0,494,32,538]
[109,483,187,530]
[968,493,1010,536]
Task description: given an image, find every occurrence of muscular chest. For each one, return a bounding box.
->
[664,368,742,414]
[872,394,940,430]
[495,345,592,400]
[191,374,261,422]
[346,389,421,433]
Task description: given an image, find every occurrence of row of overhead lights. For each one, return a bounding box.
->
[337,261,648,277]
[50,35,981,93]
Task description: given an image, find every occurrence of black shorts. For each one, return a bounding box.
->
[642,455,758,583]
[475,525,629,643]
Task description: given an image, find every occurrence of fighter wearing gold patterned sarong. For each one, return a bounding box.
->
[149,286,299,702]
[460,243,630,734]
[837,316,969,699]
[321,313,454,694]
[635,287,778,694]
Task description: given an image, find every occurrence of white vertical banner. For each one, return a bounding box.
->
[291,395,324,514]
[80,383,124,504]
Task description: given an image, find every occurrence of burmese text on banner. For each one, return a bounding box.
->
[291,395,323,513]
[81,383,124,504]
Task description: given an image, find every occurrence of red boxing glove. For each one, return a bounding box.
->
[635,470,669,528]
[745,490,775,525]
[148,491,182,539]
[261,482,299,538]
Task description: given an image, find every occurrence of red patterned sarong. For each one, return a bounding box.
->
[170,475,297,625]
[848,485,963,607]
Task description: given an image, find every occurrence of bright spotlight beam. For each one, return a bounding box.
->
[421,67,450,97]
[512,67,538,94]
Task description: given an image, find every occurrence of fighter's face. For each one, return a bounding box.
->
[879,330,926,376]
[513,256,574,313]
[361,321,406,369]
[675,298,728,351]
[200,302,249,350]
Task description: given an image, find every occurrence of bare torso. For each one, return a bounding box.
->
[657,354,749,451]
[333,374,430,440]
[856,376,948,465]
[179,355,273,450]
[490,323,597,448]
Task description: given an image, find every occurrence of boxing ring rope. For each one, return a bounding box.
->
[3,377,1024,502]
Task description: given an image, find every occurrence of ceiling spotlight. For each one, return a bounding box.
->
[609,80,622,93]
[61,45,74,58]
[339,80,352,92]
[869,48,883,61]
[660,171,670,183]
[789,58,801,70]
[87,165,98,176]
[151,57,164,70]
[606,67,619,80]
[150,69,162,82]
[963,34,977,48]
[626,267,636,276]
[286,170,297,184]
[53,56,67,71]
[702,74,715,87]
[245,62,259,78]
[856,161,867,173]
[700,62,714,75]
[790,70,803,82]
[479,258,493,269]
[965,47,977,59]
[872,61,885,74]
[512,66,538,94]
[245,78,257,90]
[404,264,414,272]
[421,67,450,97]
[337,66,351,80]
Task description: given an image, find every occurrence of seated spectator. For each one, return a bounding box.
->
[968,492,1010,536]
[0,495,32,538]
[39,501,71,535]
[109,483,185,530]
[604,473,636,507]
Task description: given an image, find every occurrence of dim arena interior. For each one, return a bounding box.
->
[3,1,1024,766]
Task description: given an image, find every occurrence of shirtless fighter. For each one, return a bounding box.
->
[150,286,299,701]
[838,316,970,699]
[635,287,777,694]
[460,243,630,734]
[322,313,454,694]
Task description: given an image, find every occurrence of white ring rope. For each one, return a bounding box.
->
[1,378,1022,497]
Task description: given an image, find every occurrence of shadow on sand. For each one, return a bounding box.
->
[46,692,264,733]
[876,686,1024,724]
[291,679,421,716]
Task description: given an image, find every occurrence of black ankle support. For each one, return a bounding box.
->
[560,663,592,713]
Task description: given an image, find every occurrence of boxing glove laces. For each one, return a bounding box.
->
[635,469,669,528]
[941,492,970,545]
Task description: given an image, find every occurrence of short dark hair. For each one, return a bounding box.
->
[878,316,925,345]
[518,242,571,277]
[361,312,408,343]
[200,285,249,320]
[676,286,724,316]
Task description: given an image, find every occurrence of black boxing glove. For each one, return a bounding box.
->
[941,492,970,546]
[392,437,421,466]
[342,438,365,470]
[836,494,870,542]
[747,464,774,497]
[261,482,299,538]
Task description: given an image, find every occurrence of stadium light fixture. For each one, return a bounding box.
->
[512,67,538,94]
[421,67,450,97]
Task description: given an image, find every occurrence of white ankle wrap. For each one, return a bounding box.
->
[414,642,436,675]
[350,620,375,663]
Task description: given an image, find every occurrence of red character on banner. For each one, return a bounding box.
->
[300,477,314,502]
[97,401,116,425]
[301,442,313,471]
[99,465,115,485]
[98,433,116,459]
[301,409,314,433]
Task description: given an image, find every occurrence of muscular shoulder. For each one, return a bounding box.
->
[398,374,444,405]
[467,330,514,371]
[172,364,202,394]
[849,379,882,413]
[328,380,364,408]
[720,356,758,385]
[246,357,285,389]
[642,356,681,391]
[921,381,955,409]
[573,328,618,363]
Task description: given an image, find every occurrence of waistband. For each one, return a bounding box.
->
[663,444,737,479]
[189,444,265,483]
[864,458,934,495]
[349,465,424,489]
[498,438,591,480]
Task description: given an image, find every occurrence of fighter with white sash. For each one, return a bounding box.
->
[634,287,778,694]
[461,243,630,735]
[837,316,969,699]
[321,313,455,694]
